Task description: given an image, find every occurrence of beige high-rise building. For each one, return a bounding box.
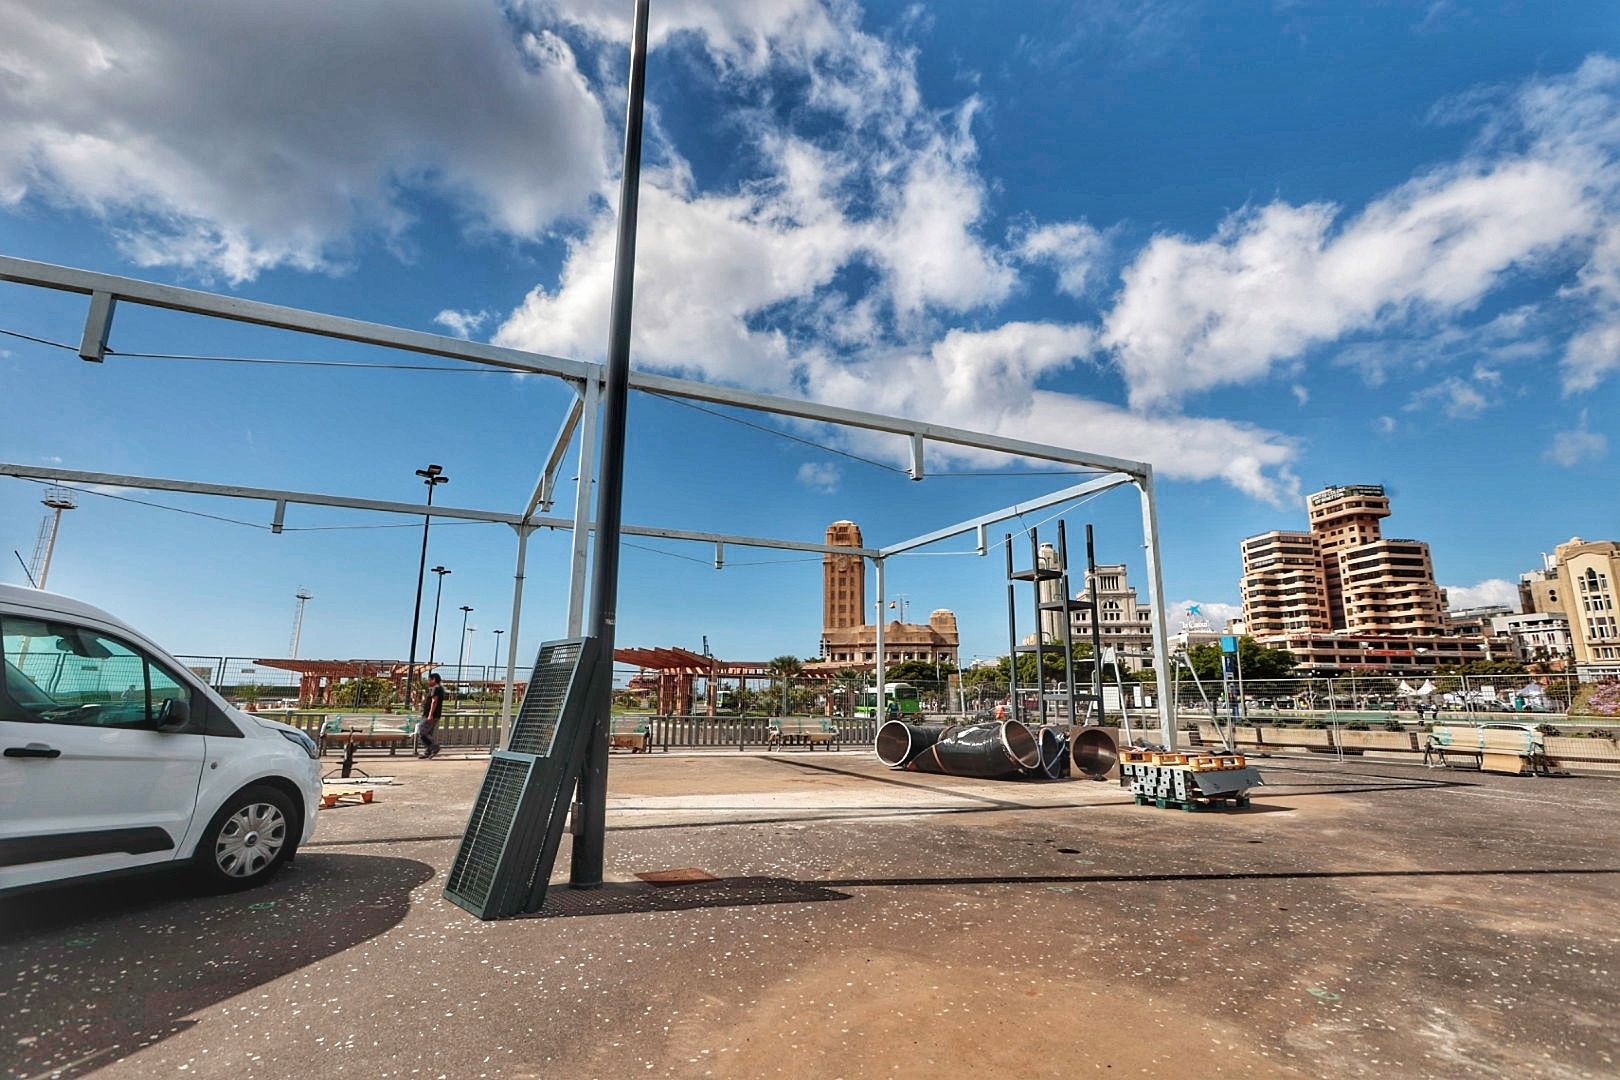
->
[822,520,865,631]
[1553,537,1620,676]
[1338,538,1450,635]
[1240,484,1452,648]
[1241,530,1330,637]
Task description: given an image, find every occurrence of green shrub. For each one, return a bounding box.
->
[1345,720,1371,731]
[1382,719,1405,732]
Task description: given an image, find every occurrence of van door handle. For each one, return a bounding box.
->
[4,744,61,759]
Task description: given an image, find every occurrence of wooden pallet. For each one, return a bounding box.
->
[1133,793,1250,812]
[320,788,374,810]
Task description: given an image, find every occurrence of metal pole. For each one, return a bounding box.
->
[1134,472,1177,748]
[499,525,532,745]
[1085,524,1104,723]
[458,605,473,680]
[428,567,449,664]
[404,472,443,709]
[1235,636,1247,726]
[573,0,650,889]
[1004,533,1019,725]
[492,628,503,675]
[1029,530,1045,725]
[1056,522,1078,728]
[875,558,887,723]
[567,376,600,636]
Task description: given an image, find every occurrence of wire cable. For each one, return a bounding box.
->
[0,327,79,351]
[11,477,505,533]
[644,391,908,475]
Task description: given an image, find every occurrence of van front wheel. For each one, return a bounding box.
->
[193,785,297,891]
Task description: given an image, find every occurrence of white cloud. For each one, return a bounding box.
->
[1543,412,1609,466]
[0,0,610,281]
[492,9,1302,503]
[1442,578,1520,612]
[1562,222,1620,392]
[1291,384,1309,406]
[1374,415,1398,434]
[433,309,493,339]
[1016,221,1108,297]
[795,462,842,492]
[1406,375,1491,418]
[1169,600,1242,634]
[803,324,1301,504]
[1100,56,1620,408]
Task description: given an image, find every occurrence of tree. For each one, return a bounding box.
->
[884,658,958,684]
[1185,637,1298,696]
[767,654,803,716]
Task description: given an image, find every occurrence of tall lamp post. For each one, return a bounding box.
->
[428,565,451,663]
[404,465,448,709]
[458,605,474,679]
[491,627,504,682]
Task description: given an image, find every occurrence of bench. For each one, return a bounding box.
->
[767,717,839,751]
[318,715,418,757]
[610,717,651,753]
[1425,724,1548,775]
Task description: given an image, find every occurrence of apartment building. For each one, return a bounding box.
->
[1240,531,1330,637]
[1553,537,1620,678]
[1239,484,1470,673]
[1489,611,1574,664]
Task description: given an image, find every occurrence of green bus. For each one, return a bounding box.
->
[855,682,921,718]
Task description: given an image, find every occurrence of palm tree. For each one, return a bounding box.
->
[767,655,803,716]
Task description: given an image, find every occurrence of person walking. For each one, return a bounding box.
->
[419,672,445,759]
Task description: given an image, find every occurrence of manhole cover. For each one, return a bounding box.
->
[635,868,720,886]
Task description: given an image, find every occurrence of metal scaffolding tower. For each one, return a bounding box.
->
[28,487,76,589]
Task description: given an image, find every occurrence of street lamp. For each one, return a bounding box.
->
[458,605,474,677]
[428,565,451,664]
[404,464,448,709]
[492,627,504,680]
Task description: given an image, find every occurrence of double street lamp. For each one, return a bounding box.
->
[459,605,474,677]
[428,565,451,664]
[404,465,448,708]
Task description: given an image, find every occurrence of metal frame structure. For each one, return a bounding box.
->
[0,253,1180,750]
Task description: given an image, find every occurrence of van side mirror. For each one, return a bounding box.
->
[156,696,191,731]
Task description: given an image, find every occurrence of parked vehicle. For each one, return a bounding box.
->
[0,584,321,895]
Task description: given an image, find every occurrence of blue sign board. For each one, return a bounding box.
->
[1219,635,1238,655]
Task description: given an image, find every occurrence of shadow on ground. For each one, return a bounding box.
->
[525,876,851,919]
[0,852,433,1079]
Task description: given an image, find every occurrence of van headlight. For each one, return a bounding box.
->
[278,728,319,759]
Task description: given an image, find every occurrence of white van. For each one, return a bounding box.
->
[0,584,321,895]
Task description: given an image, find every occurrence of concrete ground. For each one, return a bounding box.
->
[3,748,1617,1079]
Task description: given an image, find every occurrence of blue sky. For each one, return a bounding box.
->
[1,0,1616,670]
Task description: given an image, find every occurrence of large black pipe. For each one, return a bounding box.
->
[1072,727,1119,778]
[1038,727,1069,779]
[875,721,944,769]
[905,719,1040,779]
